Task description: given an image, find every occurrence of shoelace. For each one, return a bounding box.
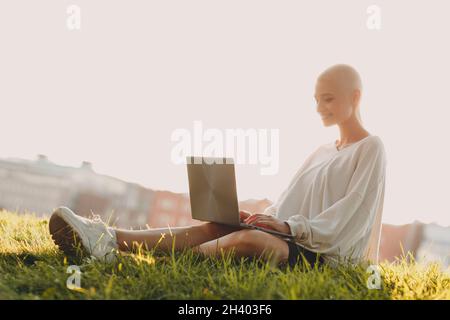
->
[90,213,116,250]
[91,213,107,226]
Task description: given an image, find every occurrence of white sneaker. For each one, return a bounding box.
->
[49,206,118,262]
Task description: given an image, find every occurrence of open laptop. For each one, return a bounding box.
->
[186,156,295,240]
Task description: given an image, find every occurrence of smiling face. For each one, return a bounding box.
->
[314,78,355,126]
[314,64,362,127]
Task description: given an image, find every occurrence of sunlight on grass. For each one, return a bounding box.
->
[0,210,448,300]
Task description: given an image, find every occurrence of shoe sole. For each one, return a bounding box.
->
[49,213,87,258]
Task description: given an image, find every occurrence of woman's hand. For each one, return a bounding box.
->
[239,210,252,222]
[244,213,291,234]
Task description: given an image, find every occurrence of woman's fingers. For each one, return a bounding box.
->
[244,215,281,231]
[246,215,271,225]
[239,210,251,217]
[242,214,280,232]
[239,210,252,222]
[244,213,265,224]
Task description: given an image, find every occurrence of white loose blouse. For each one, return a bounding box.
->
[264,135,387,264]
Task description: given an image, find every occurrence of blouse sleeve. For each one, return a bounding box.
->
[284,141,386,255]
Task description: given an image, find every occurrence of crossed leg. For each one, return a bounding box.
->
[115,222,241,252]
[114,223,289,266]
[193,229,289,266]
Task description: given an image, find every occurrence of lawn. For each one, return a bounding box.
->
[0,210,448,300]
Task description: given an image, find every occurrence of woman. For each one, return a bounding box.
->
[49,64,387,268]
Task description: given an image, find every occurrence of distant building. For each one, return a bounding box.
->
[378,222,423,262]
[0,155,153,229]
[379,221,450,268]
[148,190,200,228]
[0,155,74,215]
[416,223,450,268]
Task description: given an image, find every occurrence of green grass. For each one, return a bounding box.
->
[0,210,449,300]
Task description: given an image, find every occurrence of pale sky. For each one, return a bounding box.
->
[1,1,449,226]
